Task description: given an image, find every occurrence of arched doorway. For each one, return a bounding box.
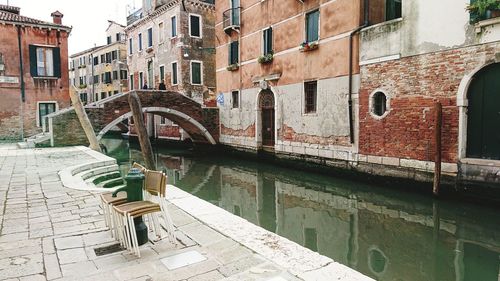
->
[466,63,500,160]
[259,90,275,147]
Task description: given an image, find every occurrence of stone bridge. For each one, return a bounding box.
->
[47,90,219,146]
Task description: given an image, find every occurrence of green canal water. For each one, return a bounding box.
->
[102,137,500,281]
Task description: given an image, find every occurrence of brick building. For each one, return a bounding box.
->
[216,0,371,156]
[125,0,216,141]
[359,0,500,185]
[69,21,128,105]
[0,5,71,140]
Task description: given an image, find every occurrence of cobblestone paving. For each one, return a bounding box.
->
[0,145,300,281]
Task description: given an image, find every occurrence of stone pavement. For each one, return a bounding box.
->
[0,145,371,281]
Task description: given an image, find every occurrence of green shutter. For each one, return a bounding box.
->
[386,0,395,21]
[233,42,239,64]
[53,47,61,77]
[306,11,319,42]
[29,45,37,77]
[268,28,273,54]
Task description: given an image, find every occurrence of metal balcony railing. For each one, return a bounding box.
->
[223,7,241,34]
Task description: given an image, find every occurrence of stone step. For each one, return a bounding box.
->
[76,164,119,181]
[84,171,121,185]
[97,177,125,189]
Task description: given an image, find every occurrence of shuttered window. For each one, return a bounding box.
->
[263,27,273,55]
[306,10,319,43]
[385,0,402,21]
[29,45,60,77]
[189,15,201,38]
[191,61,202,85]
[147,27,153,47]
[171,16,177,37]
[228,41,239,65]
[171,62,178,85]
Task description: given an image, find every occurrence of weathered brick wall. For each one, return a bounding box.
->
[50,91,219,146]
[0,24,70,140]
[359,42,500,163]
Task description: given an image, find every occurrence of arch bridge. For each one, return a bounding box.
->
[47,90,219,146]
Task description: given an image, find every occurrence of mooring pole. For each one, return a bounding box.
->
[129,91,156,170]
[69,86,101,152]
[433,102,442,196]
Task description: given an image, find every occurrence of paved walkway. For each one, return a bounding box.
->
[0,145,370,281]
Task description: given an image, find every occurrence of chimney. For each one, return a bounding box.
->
[50,10,63,24]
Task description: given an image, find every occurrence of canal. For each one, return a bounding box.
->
[102,137,500,281]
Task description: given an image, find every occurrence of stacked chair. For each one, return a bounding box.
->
[100,163,177,257]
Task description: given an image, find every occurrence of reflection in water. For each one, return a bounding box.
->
[103,138,500,281]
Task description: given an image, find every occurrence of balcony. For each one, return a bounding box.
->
[223,7,241,35]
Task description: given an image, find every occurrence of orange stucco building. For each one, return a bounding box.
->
[216,0,369,157]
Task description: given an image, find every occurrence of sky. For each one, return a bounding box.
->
[5,0,140,54]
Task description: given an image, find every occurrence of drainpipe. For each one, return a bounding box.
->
[348,0,369,144]
[17,25,25,140]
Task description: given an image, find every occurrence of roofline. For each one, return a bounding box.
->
[91,41,127,54]
[70,46,103,58]
[0,19,72,32]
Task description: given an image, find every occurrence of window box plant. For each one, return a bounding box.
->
[467,0,500,23]
[226,63,239,71]
[299,41,319,52]
[258,52,274,64]
[78,84,87,89]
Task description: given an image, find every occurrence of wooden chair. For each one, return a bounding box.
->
[100,162,147,238]
[112,170,176,256]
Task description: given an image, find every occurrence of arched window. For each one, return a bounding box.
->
[372,91,388,117]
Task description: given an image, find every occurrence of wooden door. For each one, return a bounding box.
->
[260,90,275,147]
[467,63,500,160]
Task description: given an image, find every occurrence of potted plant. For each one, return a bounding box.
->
[226,63,239,71]
[467,0,500,22]
[258,52,274,64]
[299,41,319,52]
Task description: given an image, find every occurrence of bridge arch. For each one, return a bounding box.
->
[96,107,217,145]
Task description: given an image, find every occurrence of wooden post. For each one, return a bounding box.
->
[69,86,101,152]
[433,102,442,196]
[129,91,156,170]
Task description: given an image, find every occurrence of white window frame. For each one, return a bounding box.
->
[188,13,202,39]
[369,89,391,120]
[190,60,203,85]
[147,27,153,48]
[158,21,165,43]
[138,33,143,52]
[36,47,54,77]
[36,101,58,128]
[170,15,177,38]
[159,64,165,83]
[171,61,178,85]
[262,26,273,56]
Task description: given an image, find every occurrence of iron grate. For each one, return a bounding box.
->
[93,243,125,256]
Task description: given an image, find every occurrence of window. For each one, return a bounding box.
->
[80,93,88,104]
[100,54,105,64]
[101,92,106,99]
[372,91,388,117]
[112,71,118,80]
[95,93,99,101]
[138,33,143,51]
[306,10,319,43]
[386,0,402,21]
[120,70,127,80]
[108,91,113,97]
[171,16,177,38]
[139,72,144,88]
[171,62,178,85]
[111,50,117,61]
[105,52,111,63]
[79,77,84,85]
[116,33,121,42]
[114,90,118,95]
[107,36,112,44]
[159,65,165,82]
[31,47,56,77]
[147,27,153,48]
[189,14,201,38]
[93,75,99,84]
[158,22,164,42]
[228,41,239,65]
[38,102,56,127]
[304,81,317,114]
[129,38,133,55]
[190,61,202,85]
[232,91,239,108]
[263,27,273,55]
[104,72,112,84]
[129,117,134,125]
[130,74,134,90]
[160,117,167,125]
[93,56,98,65]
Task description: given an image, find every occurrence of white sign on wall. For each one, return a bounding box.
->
[0,76,19,84]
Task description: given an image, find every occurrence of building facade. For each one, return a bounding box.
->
[125,0,216,141]
[69,21,128,105]
[0,5,71,140]
[216,0,368,156]
[359,0,500,185]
